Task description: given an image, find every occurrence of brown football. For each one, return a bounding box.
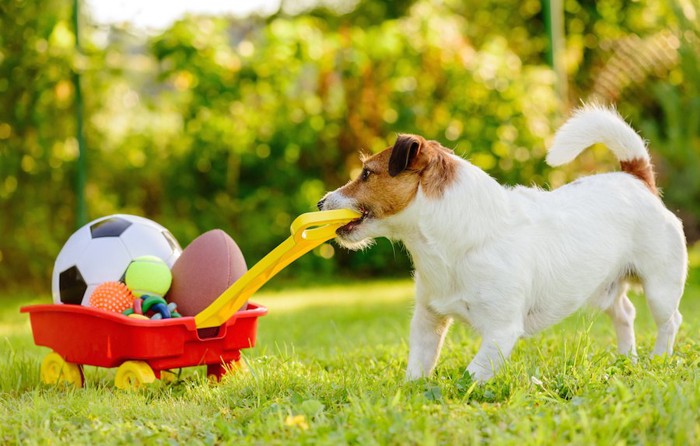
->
[167,229,248,317]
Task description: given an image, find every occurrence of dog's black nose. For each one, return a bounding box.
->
[317,198,326,210]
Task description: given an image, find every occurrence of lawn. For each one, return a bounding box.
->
[1,278,699,445]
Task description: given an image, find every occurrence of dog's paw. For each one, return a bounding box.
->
[405,365,431,381]
[466,364,494,383]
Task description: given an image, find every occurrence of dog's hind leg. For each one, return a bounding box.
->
[643,275,684,356]
[406,302,452,380]
[637,241,686,357]
[605,282,638,358]
[466,325,522,382]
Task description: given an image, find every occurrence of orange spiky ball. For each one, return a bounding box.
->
[89,281,135,313]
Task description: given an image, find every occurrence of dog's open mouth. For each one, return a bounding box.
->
[337,207,370,235]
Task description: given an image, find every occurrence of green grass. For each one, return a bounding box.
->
[1,279,699,445]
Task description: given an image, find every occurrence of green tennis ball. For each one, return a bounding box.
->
[124,255,172,298]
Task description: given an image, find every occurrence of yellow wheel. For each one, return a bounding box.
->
[114,361,156,390]
[40,352,84,388]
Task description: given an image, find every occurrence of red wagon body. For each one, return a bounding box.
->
[21,303,267,384]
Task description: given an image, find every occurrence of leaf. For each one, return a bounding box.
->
[300,399,325,418]
[423,385,443,402]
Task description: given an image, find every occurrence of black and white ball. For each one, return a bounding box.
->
[52,214,182,305]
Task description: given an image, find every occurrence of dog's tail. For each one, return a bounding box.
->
[546,104,657,195]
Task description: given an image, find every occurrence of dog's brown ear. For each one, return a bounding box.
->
[389,134,425,177]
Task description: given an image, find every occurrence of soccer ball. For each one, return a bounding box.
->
[52,214,182,306]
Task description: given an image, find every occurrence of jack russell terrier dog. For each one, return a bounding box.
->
[318,105,687,382]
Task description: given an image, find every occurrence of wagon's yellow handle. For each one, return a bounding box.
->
[194,209,360,329]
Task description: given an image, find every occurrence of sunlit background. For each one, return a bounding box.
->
[87,0,283,29]
[1,0,698,290]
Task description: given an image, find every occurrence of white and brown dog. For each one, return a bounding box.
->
[318,105,687,381]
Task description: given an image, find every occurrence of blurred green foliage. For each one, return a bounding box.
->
[0,0,698,290]
[0,0,78,285]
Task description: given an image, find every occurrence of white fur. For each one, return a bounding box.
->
[547,105,649,166]
[322,107,687,381]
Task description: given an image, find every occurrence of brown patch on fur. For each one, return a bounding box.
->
[336,135,459,218]
[620,157,658,195]
[339,149,420,218]
[419,141,458,198]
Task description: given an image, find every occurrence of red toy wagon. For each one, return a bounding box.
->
[22,210,359,389]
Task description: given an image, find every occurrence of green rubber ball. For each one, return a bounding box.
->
[125,255,172,298]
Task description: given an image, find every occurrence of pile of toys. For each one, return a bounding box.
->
[52,214,248,320]
[89,256,180,319]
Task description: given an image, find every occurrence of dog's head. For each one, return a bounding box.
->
[318,133,458,249]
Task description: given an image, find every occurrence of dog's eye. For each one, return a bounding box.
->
[361,168,371,181]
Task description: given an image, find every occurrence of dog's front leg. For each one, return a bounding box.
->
[466,326,522,382]
[406,302,452,380]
